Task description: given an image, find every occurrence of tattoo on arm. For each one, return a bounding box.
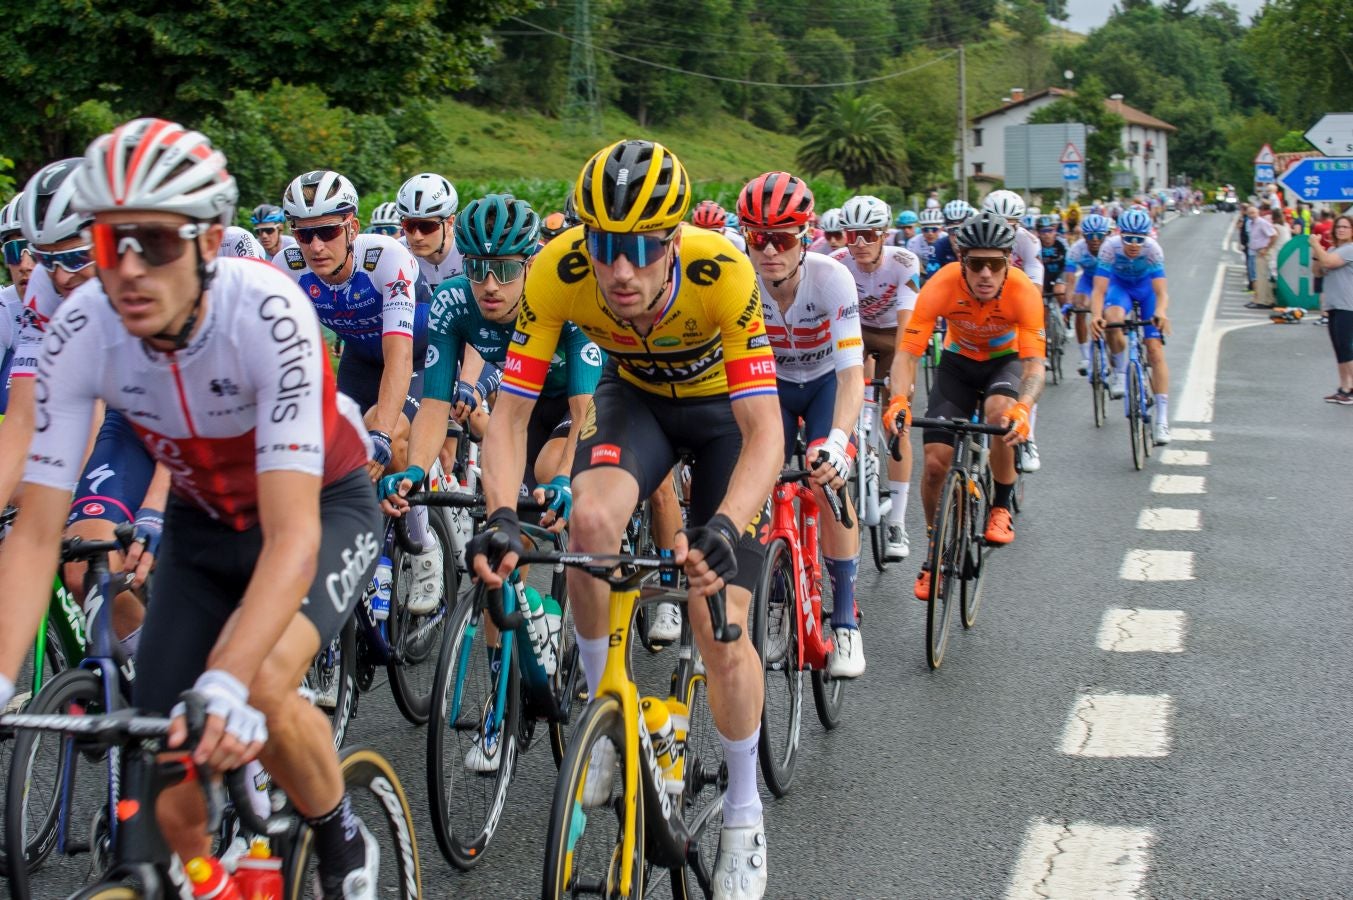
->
[1019,361,1045,404]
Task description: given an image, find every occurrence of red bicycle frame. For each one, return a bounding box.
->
[767,473,837,670]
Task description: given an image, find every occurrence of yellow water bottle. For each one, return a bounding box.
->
[642,696,687,794]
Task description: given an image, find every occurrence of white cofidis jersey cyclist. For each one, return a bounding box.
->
[12,265,64,380]
[830,244,921,328]
[758,251,863,382]
[1010,225,1045,288]
[217,226,267,261]
[400,234,463,288]
[24,259,369,531]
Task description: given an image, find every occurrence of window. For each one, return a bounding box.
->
[973,128,983,148]
[1129,140,1140,156]
[973,162,984,175]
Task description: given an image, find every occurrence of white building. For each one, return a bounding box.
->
[963,88,1176,195]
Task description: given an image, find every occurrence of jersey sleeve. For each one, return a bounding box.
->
[24,299,102,492]
[824,260,864,372]
[897,249,921,312]
[423,279,470,402]
[11,268,56,380]
[374,241,418,342]
[1016,231,1045,287]
[561,323,605,397]
[709,256,778,401]
[251,287,332,477]
[1013,274,1049,361]
[1095,239,1117,277]
[1144,240,1167,279]
[502,255,568,401]
[897,265,949,357]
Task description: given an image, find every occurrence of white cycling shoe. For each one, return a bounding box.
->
[828,627,865,678]
[406,542,444,614]
[648,601,682,644]
[1152,420,1172,445]
[884,525,909,561]
[713,817,768,900]
[1108,372,1126,400]
[581,737,617,807]
[464,724,502,773]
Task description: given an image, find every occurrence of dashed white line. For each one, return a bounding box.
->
[1120,549,1195,581]
[1150,474,1206,494]
[1061,693,1176,758]
[1097,608,1187,652]
[1170,427,1213,442]
[1160,449,1209,466]
[1137,507,1201,531]
[1007,819,1156,900]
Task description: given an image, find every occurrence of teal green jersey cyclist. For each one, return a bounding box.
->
[379,193,603,528]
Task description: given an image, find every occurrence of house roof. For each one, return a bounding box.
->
[972,89,1177,133]
[972,88,1072,123]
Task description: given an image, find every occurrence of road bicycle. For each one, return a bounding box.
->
[1074,309,1111,428]
[852,376,893,572]
[919,319,946,396]
[1043,293,1068,385]
[1105,315,1155,470]
[751,467,852,797]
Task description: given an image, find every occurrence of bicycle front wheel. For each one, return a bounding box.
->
[751,538,800,798]
[68,885,141,899]
[541,695,643,900]
[388,509,456,724]
[305,616,356,750]
[926,471,964,669]
[961,471,992,630]
[1090,341,1107,427]
[1127,363,1145,470]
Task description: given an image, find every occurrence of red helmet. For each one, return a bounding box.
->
[691,200,727,230]
[738,172,814,229]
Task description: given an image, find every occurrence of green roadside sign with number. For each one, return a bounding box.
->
[1276,239,1320,309]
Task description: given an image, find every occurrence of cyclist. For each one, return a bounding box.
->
[0,194,33,408]
[1066,213,1113,375]
[888,209,918,247]
[929,199,974,274]
[885,212,1045,600]
[740,171,866,677]
[695,198,747,253]
[366,201,401,237]
[249,203,295,260]
[831,194,920,560]
[472,140,780,899]
[540,210,571,242]
[808,207,846,254]
[396,171,462,286]
[908,207,946,284]
[0,118,382,898]
[1036,213,1071,332]
[218,224,267,260]
[1089,208,1172,445]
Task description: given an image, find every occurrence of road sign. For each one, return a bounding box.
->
[1254,164,1275,183]
[1277,156,1353,201]
[1062,162,1082,181]
[1303,113,1353,157]
[1254,143,1276,165]
[1059,142,1083,164]
[1276,238,1318,310]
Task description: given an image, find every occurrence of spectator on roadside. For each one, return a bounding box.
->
[1245,204,1278,309]
[1309,215,1353,403]
[1238,202,1255,290]
[1313,210,1334,249]
[1271,207,1291,253]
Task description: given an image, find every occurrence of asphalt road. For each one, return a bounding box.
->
[9,210,1352,898]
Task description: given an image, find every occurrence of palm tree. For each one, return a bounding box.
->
[797,94,908,190]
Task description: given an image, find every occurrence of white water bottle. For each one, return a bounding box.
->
[370,555,393,621]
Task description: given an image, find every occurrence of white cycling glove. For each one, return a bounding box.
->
[814,428,854,481]
[0,672,14,713]
[172,669,268,748]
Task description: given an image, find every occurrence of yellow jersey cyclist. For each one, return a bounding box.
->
[470,139,782,900]
[885,212,1045,601]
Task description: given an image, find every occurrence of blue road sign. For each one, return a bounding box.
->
[1278,157,1353,201]
[1254,164,1275,183]
[1062,162,1081,181]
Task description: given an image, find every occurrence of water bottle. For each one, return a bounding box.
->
[370,555,392,621]
[658,547,677,590]
[518,585,554,674]
[186,856,243,900]
[863,449,881,526]
[542,594,563,677]
[641,696,686,795]
[233,838,284,900]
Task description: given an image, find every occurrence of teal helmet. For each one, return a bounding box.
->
[895,210,919,227]
[454,193,541,257]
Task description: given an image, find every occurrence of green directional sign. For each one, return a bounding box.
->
[1276,238,1319,310]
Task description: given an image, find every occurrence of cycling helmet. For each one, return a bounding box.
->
[982,189,1026,221]
[1021,214,1037,230]
[953,211,1017,251]
[738,172,814,229]
[396,173,458,220]
[1118,208,1152,235]
[839,195,891,231]
[691,200,727,230]
[22,159,93,245]
[895,210,919,227]
[818,208,843,232]
[918,207,944,227]
[369,202,401,228]
[454,193,540,258]
[942,199,974,225]
[250,204,285,226]
[1035,214,1059,229]
[282,170,358,221]
[540,211,570,240]
[1027,205,1042,216]
[562,191,580,227]
[725,214,739,229]
[575,139,690,233]
[1080,214,1112,238]
[0,193,23,240]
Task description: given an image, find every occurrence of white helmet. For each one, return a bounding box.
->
[21,159,93,245]
[370,201,400,228]
[818,208,844,232]
[982,189,1026,221]
[918,207,944,227]
[840,195,891,230]
[942,199,974,224]
[0,192,23,239]
[74,118,238,226]
[396,173,458,220]
[283,170,358,221]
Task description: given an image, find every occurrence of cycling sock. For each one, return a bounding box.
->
[118,626,141,658]
[1079,341,1091,362]
[305,794,366,885]
[1154,393,1169,422]
[993,480,1014,510]
[1112,352,1128,374]
[576,634,609,699]
[717,729,762,827]
[824,556,859,629]
[888,481,908,524]
[1029,404,1038,441]
[406,503,431,545]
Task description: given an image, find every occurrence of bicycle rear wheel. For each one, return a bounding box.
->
[388,510,455,724]
[926,471,963,669]
[1045,305,1065,385]
[1127,363,1145,470]
[305,616,357,750]
[541,696,643,899]
[1090,341,1107,427]
[668,664,726,899]
[750,538,800,798]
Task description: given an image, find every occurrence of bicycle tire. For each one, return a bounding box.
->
[387,510,455,725]
[811,662,847,731]
[668,665,727,900]
[1090,341,1107,427]
[1140,371,1155,459]
[926,471,963,669]
[961,470,992,629]
[288,746,422,899]
[547,599,580,770]
[306,616,357,750]
[541,695,643,900]
[750,538,800,798]
[68,885,140,899]
[426,585,520,870]
[1127,363,1145,470]
[5,667,105,886]
[1045,305,1063,386]
[0,639,68,876]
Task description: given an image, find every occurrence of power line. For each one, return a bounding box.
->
[506,16,959,89]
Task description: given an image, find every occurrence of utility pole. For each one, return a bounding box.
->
[957,44,968,202]
[564,0,602,136]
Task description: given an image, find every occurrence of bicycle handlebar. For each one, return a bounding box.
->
[392,491,547,555]
[889,416,1012,460]
[779,463,855,530]
[1103,319,1153,330]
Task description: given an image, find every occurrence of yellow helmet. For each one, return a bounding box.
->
[574,139,691,233]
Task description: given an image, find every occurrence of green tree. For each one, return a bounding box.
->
[1162,0,1195,19]
[1005,0,1053,91]
[1028,76,1125,195]
[1246,0,1353,125]
[797,94,907,190]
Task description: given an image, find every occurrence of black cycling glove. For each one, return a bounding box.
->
[467,507,524,574]
[679,513,741,585]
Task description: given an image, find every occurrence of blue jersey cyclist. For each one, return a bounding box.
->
[1089,209,1172,445]
[248,203,295,261]
[1065,213,1112,375]
[907,206,947,283]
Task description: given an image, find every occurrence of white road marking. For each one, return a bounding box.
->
[1150,474,1206,494]
[1097,608,1187,652]
[1160,449,1209,466]
[1007,819,1156,900]
[1170,427,1212,441]
[1061,693,1176,757]
[1177,263,1268,423]
[1136,507,1201,531]
[1120,549,1195,581]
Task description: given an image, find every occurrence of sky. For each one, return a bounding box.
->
[1062,0,1268,34]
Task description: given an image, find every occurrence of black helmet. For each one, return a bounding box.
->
[953,211,1017,251]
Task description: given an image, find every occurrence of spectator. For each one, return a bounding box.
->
[1237,202,1254,290]
[1313,210,1334,249]
[1245,204,1277,309]
[1308,215,1353,403]
[1271,207,1291,253]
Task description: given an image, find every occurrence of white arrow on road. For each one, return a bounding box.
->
[1304,113,1353,157]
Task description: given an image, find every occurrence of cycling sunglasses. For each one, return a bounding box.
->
[90,222,206,269]
[367,225,400,237]
[33,245,95,273]
[824,230,844,240]
[845,228,883,245]
[920,226,941,234]
[464,256,528,284]
[253,226,279,237]
[401,218,445,236]
[294,221,349,244]
[962,255,1008,273]
[743,229,806,253]
[2,238,31,267]
[1121,235,1147,245]
[585,228,675,267]
[1037,227,1058,234]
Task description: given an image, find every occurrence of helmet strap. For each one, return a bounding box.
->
[769,243,807,289]
[148,237,212,352]
[330,221,356,281]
